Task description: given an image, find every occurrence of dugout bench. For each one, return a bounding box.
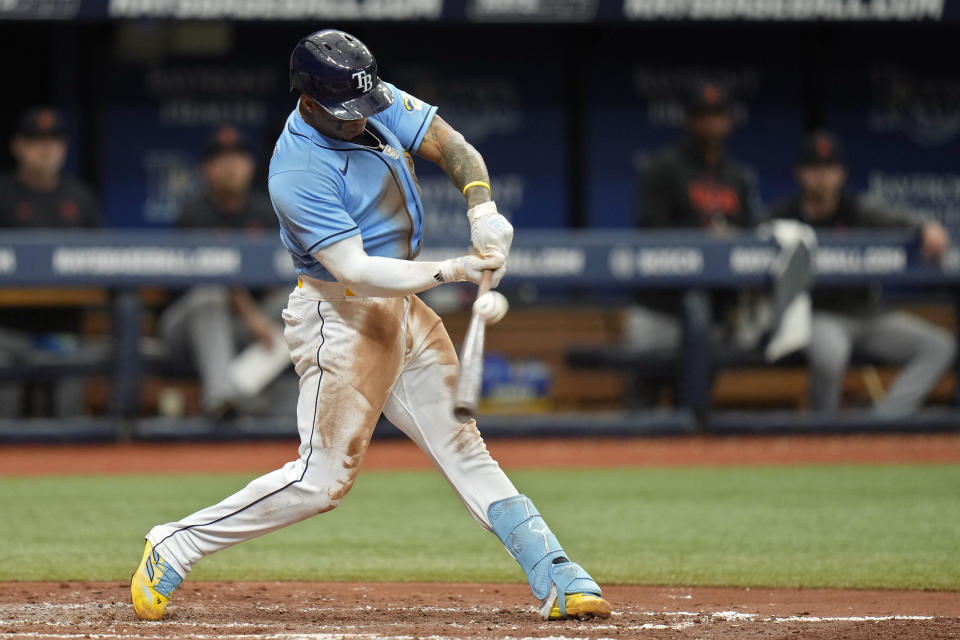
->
[0,229,957,439]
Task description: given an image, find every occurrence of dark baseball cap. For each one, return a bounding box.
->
[202,125,253,160]
[16,107,67,139]
[798,131,845,166]
[685,81,733,115]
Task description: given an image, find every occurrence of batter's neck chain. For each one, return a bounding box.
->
[354,126,383,152]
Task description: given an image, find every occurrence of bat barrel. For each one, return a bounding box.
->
[453,312,486,421]
[451,270,495,422]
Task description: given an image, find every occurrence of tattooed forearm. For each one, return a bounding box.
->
[421,116,491,208]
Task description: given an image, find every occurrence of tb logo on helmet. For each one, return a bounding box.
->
[352,71,373,92]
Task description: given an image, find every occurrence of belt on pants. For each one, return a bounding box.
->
[296,275,358,301]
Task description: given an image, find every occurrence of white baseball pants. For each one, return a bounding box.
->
[147,277,518,576]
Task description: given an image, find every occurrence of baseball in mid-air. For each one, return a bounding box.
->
[473,291,509,325]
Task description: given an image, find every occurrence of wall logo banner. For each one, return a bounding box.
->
[623,0,945,21]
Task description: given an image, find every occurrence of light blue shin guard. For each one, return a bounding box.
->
[488,494,602,618]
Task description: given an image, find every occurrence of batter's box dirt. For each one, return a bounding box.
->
[1,582,959,640]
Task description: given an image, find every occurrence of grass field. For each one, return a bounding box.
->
[2,465,958,590]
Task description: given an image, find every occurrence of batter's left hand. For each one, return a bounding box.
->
[469,201,514,258]
[439,250,506,288]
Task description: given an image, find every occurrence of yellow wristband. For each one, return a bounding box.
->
[462,180,491,196]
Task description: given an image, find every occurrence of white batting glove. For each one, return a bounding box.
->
[468,201,514,258]
[439,250,506,288]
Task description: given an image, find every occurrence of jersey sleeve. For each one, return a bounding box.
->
[64,178,101,228]
[371,81,438,152]
[268,169,360,253]
[638,155,675,228]
[853,194,926,230]
[740,166,765,227]
[176,196,213,229]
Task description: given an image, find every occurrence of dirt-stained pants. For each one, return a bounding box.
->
[147,278,518,576]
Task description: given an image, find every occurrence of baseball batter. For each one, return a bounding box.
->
[131,29,610,623]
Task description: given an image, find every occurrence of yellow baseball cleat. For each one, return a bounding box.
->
[131,540,183,621]
[548,592,613,620]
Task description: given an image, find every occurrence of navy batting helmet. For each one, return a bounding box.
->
[290,29,393,121]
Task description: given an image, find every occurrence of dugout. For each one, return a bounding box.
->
[0,3,958,434]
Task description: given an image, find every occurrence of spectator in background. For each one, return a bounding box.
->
[0,107,100,417]
[770,131,955,415]
[623,82,763,406]
[177,126,276,232]
[159,125,294,418]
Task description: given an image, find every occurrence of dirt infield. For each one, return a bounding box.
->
[2,432,960,475]
[3,433,959,639]
[1,581,958,640]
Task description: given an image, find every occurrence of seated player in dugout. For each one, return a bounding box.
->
[0,107,99,228]
[0,107,100,418]
[625,81,763,406]
[158,126,296,419]
[637,80,762,231]
[132,29,611,622]
[770,131,955,415]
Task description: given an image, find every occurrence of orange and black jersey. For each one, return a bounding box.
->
[637,137,762,231]
[0,174,99,229]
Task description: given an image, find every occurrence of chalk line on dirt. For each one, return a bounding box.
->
[1,634,623,640]
[1,601,952,625]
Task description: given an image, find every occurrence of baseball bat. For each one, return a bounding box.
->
[452,269,493,422]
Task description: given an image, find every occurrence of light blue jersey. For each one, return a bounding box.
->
[268,81,438,281]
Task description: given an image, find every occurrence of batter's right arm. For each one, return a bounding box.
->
[313,235,504,298]
[416,115,513,260]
